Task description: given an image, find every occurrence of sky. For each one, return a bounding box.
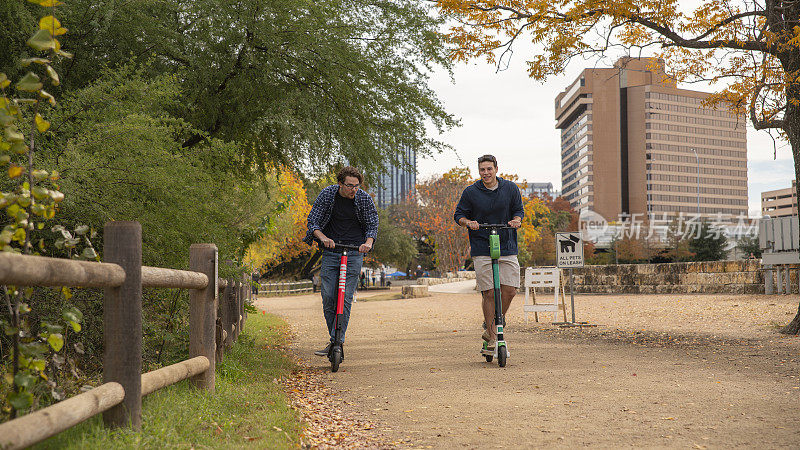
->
[418,54,795,218]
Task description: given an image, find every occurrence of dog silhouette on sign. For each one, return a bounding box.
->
[559,234,580,253]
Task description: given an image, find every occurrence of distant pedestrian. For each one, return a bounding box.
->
[251,271,260,295]
[312,272,321,293]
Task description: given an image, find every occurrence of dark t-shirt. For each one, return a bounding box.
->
[322,191,365,246]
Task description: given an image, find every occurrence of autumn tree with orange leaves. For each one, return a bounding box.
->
[435,0,800,333]
[244,169,313,274]
[396,167,473,273]
[398,169,554,272]
[517,194,551,266]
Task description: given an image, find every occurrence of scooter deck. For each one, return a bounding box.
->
[480,340,509,357]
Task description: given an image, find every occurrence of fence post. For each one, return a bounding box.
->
[221,283,231,349]
[236,281,244,336]
[215,283,226,362]
[215,313,224,365]
[189,244,217,392]
[231,278,241,340]
[237,279,243,338]
[241,273,248,329]
[103,221,143,429]
[765,265,774,294]
[228,279,237,343]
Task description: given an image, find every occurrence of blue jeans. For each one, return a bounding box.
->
[320,250,363,344]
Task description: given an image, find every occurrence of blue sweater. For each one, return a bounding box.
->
[453,177,525,257]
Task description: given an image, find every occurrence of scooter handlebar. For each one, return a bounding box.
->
[332,242,368,252]
[477,223,515,229]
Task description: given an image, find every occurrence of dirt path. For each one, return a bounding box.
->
[256,289,800,448]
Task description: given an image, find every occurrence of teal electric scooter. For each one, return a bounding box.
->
[478,224,514,367]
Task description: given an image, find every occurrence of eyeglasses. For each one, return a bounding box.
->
[343,183,361,189]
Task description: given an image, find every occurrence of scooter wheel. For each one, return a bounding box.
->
[497,345,507,367]
[484,354,493,362]
[330,347,342,373]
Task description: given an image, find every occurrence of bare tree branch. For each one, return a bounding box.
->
[750,80,786,130]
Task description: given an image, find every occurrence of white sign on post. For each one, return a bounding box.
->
[556,232,584,268]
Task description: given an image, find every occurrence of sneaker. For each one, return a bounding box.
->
[482,330,492,342]
[314,343,332,357]
[485,340,496,351]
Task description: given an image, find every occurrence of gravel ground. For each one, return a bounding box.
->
[257,288,800,448]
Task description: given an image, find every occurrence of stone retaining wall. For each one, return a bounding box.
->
[417,271,475,286]
[422,263,799,294]
[562,260,800,294]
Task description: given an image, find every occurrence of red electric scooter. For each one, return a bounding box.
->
[328,242,364,372]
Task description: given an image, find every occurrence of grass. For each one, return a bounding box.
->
[33,313,302,449]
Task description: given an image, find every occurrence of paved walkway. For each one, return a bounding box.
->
[257,289,800,448]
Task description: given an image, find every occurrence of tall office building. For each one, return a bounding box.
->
[555,57,748,221]
[761,181,797,217]
[373,146,416,209]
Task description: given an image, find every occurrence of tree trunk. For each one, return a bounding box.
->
[783,302,800,335]
[781,62,800,335]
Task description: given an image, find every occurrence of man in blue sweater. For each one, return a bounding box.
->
[454,155,524,349]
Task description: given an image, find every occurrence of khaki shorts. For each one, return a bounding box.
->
[474,255,520,292]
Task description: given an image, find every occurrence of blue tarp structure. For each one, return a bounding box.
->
[387,271,406,277]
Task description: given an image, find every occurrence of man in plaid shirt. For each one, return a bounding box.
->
[304,166,378,358]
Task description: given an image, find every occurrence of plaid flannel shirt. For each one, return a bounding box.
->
[303,184,379,246]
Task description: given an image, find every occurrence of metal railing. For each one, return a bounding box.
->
[0,221,252,449]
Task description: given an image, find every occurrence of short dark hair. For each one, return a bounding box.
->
[337,166,363,184]
[478,154,497,168]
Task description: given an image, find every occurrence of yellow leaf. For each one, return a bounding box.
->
[38,16,61,33]
[8,165,24,178]
[35,113,50,132]
[39,89,56,106]
[27,0,64,6]
[20,57,50,66]
[46,65,59,86]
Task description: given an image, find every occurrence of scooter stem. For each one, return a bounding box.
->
[334,250,348,345]
[490,229,504,341]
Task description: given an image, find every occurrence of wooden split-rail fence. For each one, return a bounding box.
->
[259,280,313,296]
[0,221,252,449]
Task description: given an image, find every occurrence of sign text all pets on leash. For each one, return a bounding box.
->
[556,232,584,268]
